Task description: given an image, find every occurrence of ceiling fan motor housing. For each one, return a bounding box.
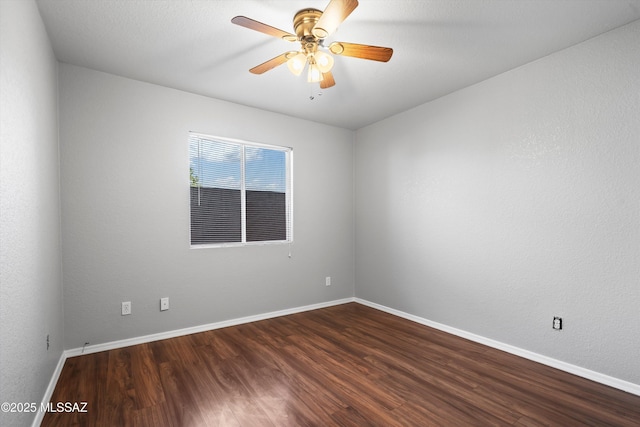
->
[293,9,323,40]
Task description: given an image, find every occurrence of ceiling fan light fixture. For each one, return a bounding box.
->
[314,50,334,73]
[307,62,323,83]
[286,52,307,76]
[231,0,392,89]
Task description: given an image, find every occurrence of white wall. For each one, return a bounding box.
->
[355,20,640,385]
[59,64,355,349]
[0,1,63,426]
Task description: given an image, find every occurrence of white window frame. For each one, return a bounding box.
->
[189,132,293,248]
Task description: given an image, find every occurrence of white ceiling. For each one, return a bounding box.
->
[36,0,640,130]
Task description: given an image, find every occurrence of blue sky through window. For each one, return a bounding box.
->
[190,137,287,193]
[246,147,286,192]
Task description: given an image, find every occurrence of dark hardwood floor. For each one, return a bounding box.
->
[42,303,640,426]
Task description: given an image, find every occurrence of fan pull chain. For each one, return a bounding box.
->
[309,83,323,101]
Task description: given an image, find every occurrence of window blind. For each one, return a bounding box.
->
[189,133,292,246]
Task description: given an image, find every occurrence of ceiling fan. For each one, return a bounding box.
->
[231,0,393,89]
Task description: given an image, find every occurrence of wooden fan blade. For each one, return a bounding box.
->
[320,71,336,89]
[249,52,293,74]
[312,0,359,39]
[231,16,297,41]
[329,42,393,62]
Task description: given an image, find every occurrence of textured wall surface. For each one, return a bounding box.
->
[355,20,640,384]
[0,1,64,426]
[59,64,355,349]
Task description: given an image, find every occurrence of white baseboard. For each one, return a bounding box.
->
[32,352,66,427]
[65,297,356,357]
[355,298,640,397]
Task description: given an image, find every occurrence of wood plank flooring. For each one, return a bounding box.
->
[42,303,640,426]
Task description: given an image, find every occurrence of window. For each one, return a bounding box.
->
[189,133,292,246]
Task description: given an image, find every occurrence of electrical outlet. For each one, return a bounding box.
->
[122,301,132,316]
[553,316,562,330]
[325,276,331,286]
[160,297,169,311]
